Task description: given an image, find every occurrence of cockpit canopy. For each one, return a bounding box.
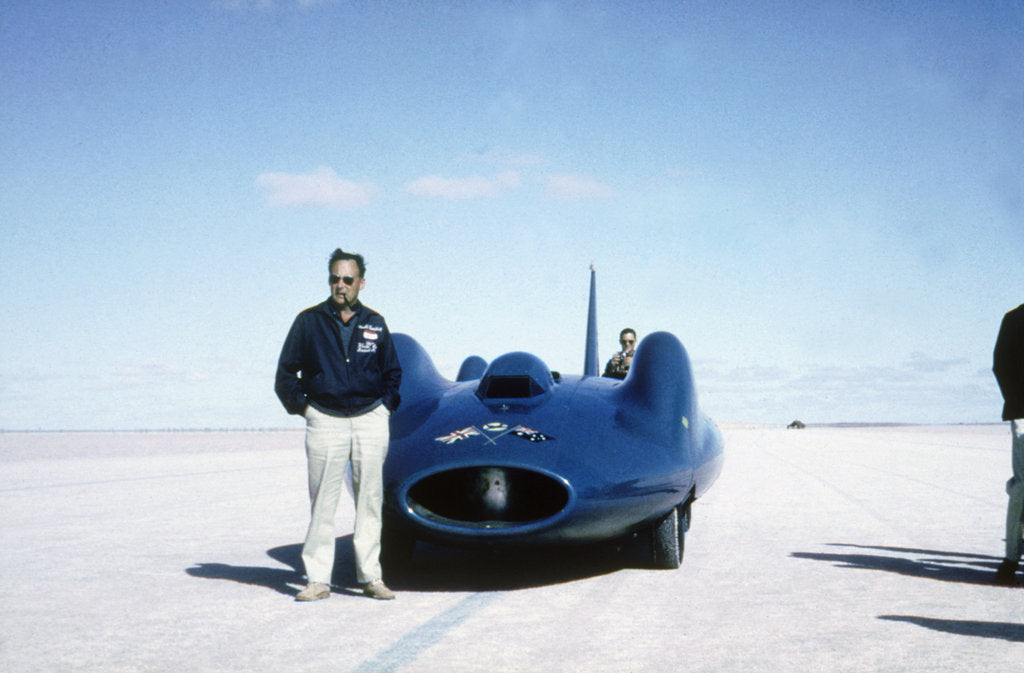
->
[476,352,554,401]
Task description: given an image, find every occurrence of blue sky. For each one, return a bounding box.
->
[1,0,1021,430]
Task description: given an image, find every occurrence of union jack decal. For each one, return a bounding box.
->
[434,426,481,444]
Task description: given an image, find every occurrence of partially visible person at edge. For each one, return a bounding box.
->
[275,249,402,601]
[993,302,1024,587]
[603,328,637,379]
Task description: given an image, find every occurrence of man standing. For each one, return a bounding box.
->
[603,328,637,379]
[275,249,402,601]
[993,302,1024,586]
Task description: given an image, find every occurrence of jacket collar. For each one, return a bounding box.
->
[322,298,364,319]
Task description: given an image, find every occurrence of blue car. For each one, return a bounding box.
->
[383,269,723,570]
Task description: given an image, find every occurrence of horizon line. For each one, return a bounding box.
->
[0,421,1005,434]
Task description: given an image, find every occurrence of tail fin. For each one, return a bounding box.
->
[583,264,599,376]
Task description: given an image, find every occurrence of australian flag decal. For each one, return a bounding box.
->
[511,425,553,442]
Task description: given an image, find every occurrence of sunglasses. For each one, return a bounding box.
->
[329,274,357,286]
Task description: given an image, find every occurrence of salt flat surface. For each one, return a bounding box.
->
[1,424,1021,672]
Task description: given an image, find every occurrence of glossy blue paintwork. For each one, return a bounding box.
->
[383,322,724,550]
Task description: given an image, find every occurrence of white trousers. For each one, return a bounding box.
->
[1005,419,1024,561]
[302,404,390,585]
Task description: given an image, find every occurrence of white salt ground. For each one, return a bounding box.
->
[1,424,1021,672]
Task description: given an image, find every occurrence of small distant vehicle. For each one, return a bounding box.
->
[382,268,723,569]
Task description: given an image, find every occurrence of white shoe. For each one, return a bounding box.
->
[362,579,395,600]
[296,582,330,601]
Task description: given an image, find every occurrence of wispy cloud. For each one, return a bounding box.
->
[216,0,273,10]
[694,353,994,423]
[218,0,330,9]
[405,171,521,199]
[545,174,617,200]
[462,148,546,168]
[903,352,970,373]
[113,362,212,388]
[256,167,375,209]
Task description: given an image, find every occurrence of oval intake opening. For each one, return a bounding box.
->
[407,466,569,528]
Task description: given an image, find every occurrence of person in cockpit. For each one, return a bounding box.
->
[603,328,637,380]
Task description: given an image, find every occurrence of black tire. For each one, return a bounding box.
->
[650,504,685,569]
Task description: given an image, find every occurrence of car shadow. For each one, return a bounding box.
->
[384,533,654,592]
[188,532,657,595]
[790,543,1008,587]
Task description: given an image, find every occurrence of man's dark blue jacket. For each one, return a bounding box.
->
[275,300,402,416]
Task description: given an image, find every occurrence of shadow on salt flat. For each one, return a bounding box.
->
[791,543,1007,587]
[794,543,1024,642]
[187,531,662,595]
[878,615,1024,642]
[186,537,354,596]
